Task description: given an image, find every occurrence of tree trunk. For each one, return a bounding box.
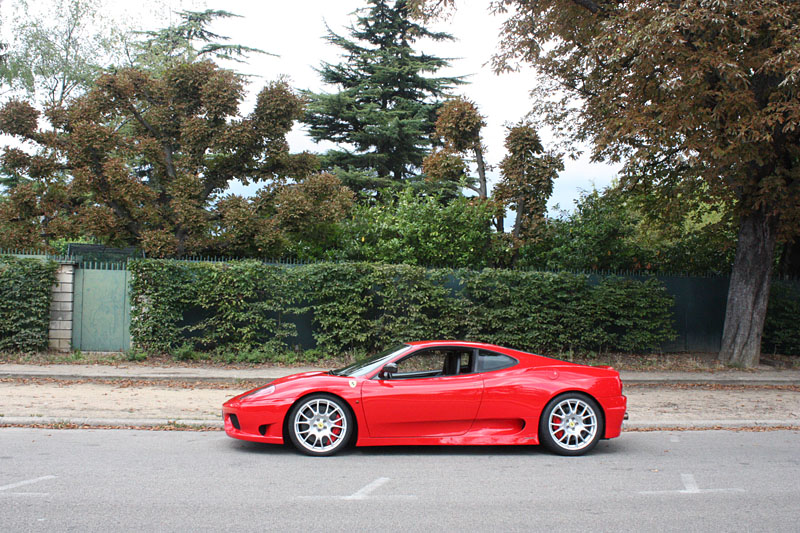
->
[474,145,487,199]
[512,196,526,240]
[718,208,777,367]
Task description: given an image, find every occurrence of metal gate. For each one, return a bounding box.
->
[72,263,131,352]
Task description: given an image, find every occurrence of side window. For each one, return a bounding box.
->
[393,349,475,379]
[394,350,447,378]
[477,350,517,372]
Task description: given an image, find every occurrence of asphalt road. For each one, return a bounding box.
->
[1,428,798,532]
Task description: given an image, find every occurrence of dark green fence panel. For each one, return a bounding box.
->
[72,263,131,352]
[658,276,729,352]
[584,273,729,352]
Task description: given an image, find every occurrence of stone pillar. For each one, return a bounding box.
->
[49,262,75,352]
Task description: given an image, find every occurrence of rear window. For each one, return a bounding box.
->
[477,350,518,372]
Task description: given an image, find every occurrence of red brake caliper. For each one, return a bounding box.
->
[552,416,563,439]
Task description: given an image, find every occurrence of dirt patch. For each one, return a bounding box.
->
[625,385,800,424]
[0,381,232,421]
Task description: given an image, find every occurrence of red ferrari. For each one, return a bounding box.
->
[222,341,627,456]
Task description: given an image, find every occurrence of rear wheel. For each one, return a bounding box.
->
[287,394,353,456]
[539,393,604,456]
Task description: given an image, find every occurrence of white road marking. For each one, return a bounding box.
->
[670,435,680,443]
[639,473,745,495]
[681,473,700,493]
[343,477,390,500]
[0,476,56,492]
[299,477,416,501]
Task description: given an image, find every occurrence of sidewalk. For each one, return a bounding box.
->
[1,363,799,431]
[3,362,800,385]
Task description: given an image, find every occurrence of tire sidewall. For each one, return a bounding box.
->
[539,392,605,456]
[287,393,354,457]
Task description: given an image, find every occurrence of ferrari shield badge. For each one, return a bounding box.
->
[349,380,357,388]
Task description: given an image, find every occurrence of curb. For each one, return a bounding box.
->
[624,420,800,429]
[0,416,223,428]
[623,377,800,386]
[0,372,267,384]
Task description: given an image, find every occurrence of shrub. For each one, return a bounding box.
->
[129,259,677,357]
[0,256,58,351]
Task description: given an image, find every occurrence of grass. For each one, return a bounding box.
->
[0,350,127,365]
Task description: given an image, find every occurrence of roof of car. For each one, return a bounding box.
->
[406,340,520,352]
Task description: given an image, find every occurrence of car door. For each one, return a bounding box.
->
[360,348,484,438]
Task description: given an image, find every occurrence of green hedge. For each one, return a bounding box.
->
[0,256,58,351]
[129,260,676,357]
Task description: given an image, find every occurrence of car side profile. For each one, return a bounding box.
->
[222,341,627,456]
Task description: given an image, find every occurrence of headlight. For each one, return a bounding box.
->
[242,384,275,398]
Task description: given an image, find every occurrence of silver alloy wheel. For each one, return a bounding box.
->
[547,397,598,451]
[293,397,348,453]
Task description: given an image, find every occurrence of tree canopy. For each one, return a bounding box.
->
[0,61,315,256]
[1,0,122,108]
[303,0,463,195]
[130,9,271,74]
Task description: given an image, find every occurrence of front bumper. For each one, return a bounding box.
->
[222,400,287,444]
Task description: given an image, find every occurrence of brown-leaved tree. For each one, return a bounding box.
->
[494,121,563,246]
[0,61,314,256]
[418,0,800,366]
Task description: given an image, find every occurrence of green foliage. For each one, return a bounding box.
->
[461,270,589,352]
[519,188,736,274]
[763,282,800,356]
[131,9,272,74]
[125,346,147,362]
[590,277,676,352]
[340,190,498,268]
[0,256,58,351]
[2,0,121,108]
[172,343,201,362]
[189,261,297,353]
[128,258,676,357]
[371,264,465,347]
[297,262,377,353]
[129,259,198,354]
[303,0,463,192]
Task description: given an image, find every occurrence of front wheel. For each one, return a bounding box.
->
[539,393,604,456]
[287,394,354,456]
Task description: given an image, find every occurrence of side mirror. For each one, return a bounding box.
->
[379,362,398,380]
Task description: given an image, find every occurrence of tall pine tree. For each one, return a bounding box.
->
[303,0,462,196]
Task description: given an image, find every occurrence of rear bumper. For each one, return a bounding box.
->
[602,395,627,439]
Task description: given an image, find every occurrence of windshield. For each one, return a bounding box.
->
[331,343,411,377]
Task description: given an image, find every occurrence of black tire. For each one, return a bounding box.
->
[539,392,604,456]
[286,393,354,456]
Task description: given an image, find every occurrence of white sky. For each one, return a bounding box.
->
[5,0,620,212]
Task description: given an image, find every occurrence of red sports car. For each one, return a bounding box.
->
[222,341,627,456]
